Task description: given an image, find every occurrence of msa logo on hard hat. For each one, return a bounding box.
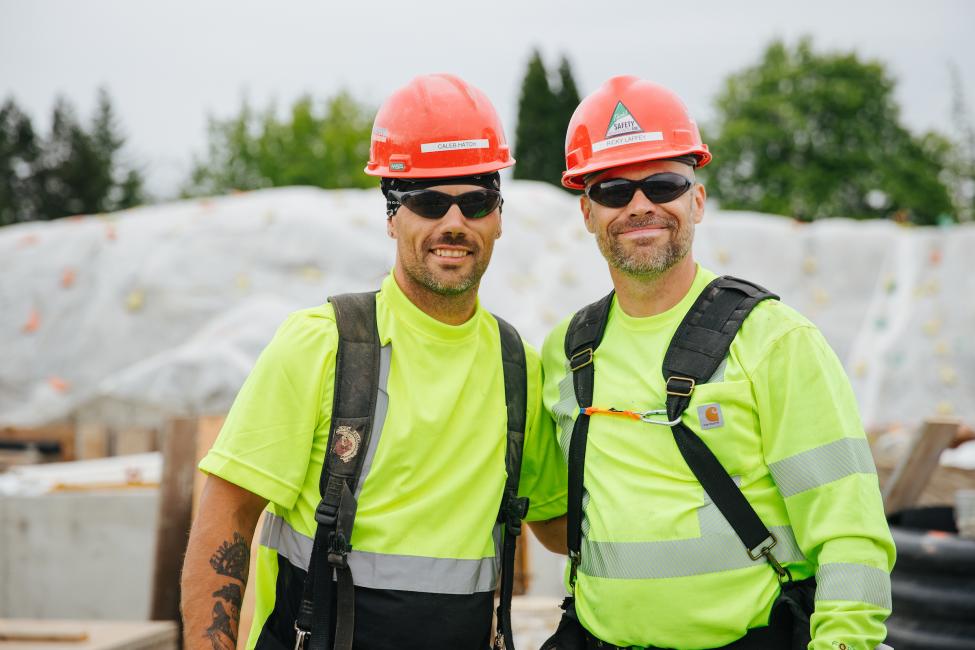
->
[697,403,724,430]
[605,101,643,138]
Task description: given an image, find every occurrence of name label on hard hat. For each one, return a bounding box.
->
[592,131,663,153]
[372,126,388,143]
[697,403,724,430]
[420,139,490,153]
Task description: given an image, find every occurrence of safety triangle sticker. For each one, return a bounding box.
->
[605,101,643,138]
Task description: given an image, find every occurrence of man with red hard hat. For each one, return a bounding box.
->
[540,76,894,650]
[181,73,567,650]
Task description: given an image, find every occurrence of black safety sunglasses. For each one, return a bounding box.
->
[586,172,694,208]
[388,189,503,219]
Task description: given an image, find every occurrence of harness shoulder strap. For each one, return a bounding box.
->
[297,292,380,650]
[663,276,783,570]
[562,291,614,584]
[493,315,529,650]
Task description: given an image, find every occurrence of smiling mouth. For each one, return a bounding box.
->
[431,248,471,259]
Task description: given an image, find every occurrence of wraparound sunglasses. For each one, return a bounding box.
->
[586,172,693,208]
[388,189,503,219]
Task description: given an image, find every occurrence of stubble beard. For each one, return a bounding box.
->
[597,214,694,279]
[400,237,490,297]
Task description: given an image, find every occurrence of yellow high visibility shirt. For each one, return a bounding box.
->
[542,265,895,650]
[202,273,567,648]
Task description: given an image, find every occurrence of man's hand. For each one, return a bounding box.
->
[528,515,567,555]
[181,475,268,650]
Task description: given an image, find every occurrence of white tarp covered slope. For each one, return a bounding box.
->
[1,182,972,432]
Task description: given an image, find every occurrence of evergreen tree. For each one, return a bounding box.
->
[555,55,581,133]
[514,51,582,189]
[183,90,376,197]
[707,38,953,224]
[20,89,145,222]
[0,98,41,226]
[513,50,560,185]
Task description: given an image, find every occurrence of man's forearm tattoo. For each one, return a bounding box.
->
[209,532,249,581]
[205,532,249,649]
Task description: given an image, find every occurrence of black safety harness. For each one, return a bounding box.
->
[293,291,529,650]
[564,276,793,592]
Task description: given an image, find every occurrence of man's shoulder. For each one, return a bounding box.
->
[734,291,822,370]
[264,302,340,362]
[744,294,816,337]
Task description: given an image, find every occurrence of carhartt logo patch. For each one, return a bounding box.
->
[697,403,724,430]
[332,425,361,463]
[605,101,643,138]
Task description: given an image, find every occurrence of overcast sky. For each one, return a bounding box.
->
[2,0,973,197]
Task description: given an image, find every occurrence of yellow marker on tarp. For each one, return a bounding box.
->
[126,289,144,312]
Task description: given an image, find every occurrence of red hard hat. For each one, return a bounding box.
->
[562,75,711,190]
[365,73,515,178]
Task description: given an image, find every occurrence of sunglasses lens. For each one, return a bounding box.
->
[588,179,635,208]
[457,190,502,218]
[400,192,452,219]
[643,173,692,203]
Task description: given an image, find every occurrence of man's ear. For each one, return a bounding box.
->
[691,183,706,225]
[580,195,595,233]
[387,216,396,238]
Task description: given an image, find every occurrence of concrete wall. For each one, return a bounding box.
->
[0,489,159,618]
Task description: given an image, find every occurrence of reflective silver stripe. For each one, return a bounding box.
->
[353,344,391,501]
[708,357,727,383]
[816,563,892,609]
[768,438,877,498]
[349,543,499,593]
[259,512,499,593]
[553,370,578,458]
[581,524,805,579]
[260,511,313,570]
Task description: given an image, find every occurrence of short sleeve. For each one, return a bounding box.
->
[518,341,569,522]
[200,307,338,510]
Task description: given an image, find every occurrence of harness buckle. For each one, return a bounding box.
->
[293,623,309,650]
[568,550,581,589]
[501,494,530,536]
[665,376,696,397]
[746,532,777,561]
[315,502,337,527]
[569,348,594,371]
[327,531,352,568]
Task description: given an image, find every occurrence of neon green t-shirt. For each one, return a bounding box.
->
[202,273,567,647]
[542,265,894,650]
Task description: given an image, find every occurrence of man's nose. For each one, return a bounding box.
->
[627,187,657,213]
[438,204,468,231]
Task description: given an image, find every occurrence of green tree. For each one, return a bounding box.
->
[513,50,580,188]
[0,98,41,226]
[706,39,953,224]
[1,90,144,225]
[184,90,376,197]
[940,63,975,222]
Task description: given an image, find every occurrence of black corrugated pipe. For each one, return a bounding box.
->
[886,506,975,650]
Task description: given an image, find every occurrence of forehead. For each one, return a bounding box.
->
[424,184,484,195]
[588,159,694,185]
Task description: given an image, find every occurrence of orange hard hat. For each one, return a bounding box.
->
[365,73,515,179]
[562,75,711,190]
